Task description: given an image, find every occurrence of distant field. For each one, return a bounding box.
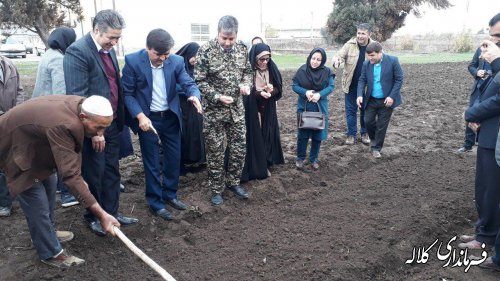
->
[13,51,474,77]
[272,52,474,69]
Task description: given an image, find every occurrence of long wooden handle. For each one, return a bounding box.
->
[114,226,177,281]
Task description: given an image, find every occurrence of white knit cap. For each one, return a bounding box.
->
[81,95,113,117]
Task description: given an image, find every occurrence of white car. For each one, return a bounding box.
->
[0,37,27,58]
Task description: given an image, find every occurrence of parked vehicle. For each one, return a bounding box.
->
[0,37,27,58]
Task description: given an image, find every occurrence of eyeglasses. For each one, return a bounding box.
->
[258,57,270,62]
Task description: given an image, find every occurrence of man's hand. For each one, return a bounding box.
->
[356,96,363,108]
[239,84,250,96]
[219,95,234,105]
[477,69,486,78]
[480,40,500,63]
[384,97,394,107]
[92,135,105,152]
[188,96,203,113]
[88,202,120,236]
[468,122,480,133]
[137,113,152,132]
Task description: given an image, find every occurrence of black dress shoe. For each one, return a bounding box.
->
[86,220,106,236]
[115,214,138,226]
[151,208,172,221]
[227,185,249,199]
[166,198,188,210]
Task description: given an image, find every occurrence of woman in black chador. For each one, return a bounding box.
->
[176,42,205,173]
[240,43,284,181]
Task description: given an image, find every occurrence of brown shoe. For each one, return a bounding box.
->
[41,251,85,268]
[459,234,475,243]
[458,239,490,250]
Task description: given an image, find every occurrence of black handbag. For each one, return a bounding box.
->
[297,100,325,130]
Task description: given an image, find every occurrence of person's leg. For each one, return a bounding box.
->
[81,137,105,222]
[204,118,226,195]
[363,99,377,150]
[18,181,62,260]
[371,104,393,152]
[225,118,246,188]
[296,131,309,161]
[309,140,321,163]
[474,147,500,246]
[138,119,163,211]
[100,121,121,217]
[0,171,12,215]
[344,90,358,138]
[160,111,181,201]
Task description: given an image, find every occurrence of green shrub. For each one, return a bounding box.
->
[452,32,472,53]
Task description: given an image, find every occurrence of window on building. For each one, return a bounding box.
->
[191,24,210,42]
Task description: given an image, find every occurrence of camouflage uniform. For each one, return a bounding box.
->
[194,38,253,194]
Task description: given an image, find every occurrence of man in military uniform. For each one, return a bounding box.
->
[194,15,253,205]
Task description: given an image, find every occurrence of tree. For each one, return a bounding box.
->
[326,0,451,44]
[0,0,83,47]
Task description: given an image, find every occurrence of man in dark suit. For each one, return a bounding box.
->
[123,29,201,221]
[459,13,500,258]
[356,42,404,158]
[458,47,492,153]
[0,95,120,267]
[63,9,137,236]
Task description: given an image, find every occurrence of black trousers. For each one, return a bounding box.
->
[463,88,480,148]
[0,171,11,207]
[82,120,121,221]
[364,98,394,152]
[474,146,500,245]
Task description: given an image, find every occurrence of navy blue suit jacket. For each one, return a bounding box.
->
[63,33,125,129]
[357,54,404,110]
[465,57,500,149]
[122,49,201,133]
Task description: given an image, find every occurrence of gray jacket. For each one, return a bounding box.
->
[32,48,66,97]
[0,56,24,115]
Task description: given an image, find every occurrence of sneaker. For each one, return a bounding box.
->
[361,134,370,145]
[61,194,79,208]
[41,250,85,268]
[0,206,11,217]
[295,159,304,169]
[345,136,355,145]
[312,162,319,170]
[457,147,472,153]
[56,231,74,243]
[372,151,382,158]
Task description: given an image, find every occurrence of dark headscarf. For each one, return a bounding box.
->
[176,42,200,78]
[292,47,331,91]
[47,27,76,54]
[248,43,283,92]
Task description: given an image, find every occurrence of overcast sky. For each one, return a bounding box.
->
[83,0,500,51]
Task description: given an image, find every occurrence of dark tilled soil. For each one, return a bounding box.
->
[1,62,498,281]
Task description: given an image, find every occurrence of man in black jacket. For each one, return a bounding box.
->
[459,14,500,262]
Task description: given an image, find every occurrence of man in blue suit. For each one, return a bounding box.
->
[356,42,404,158]
[123,29,202,221]
[459,14,500,258]
[63,9,138,236]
